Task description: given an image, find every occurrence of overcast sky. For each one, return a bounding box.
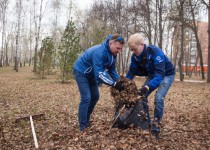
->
[77,0,94,10]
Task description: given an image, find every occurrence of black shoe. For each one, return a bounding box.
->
[150,121,160,140]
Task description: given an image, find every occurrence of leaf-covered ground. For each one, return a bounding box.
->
[0,66,210,149]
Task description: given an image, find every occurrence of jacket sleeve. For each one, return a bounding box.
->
[108,62,120,81]
[147,51,165,90]
[92,50,116,86]
[126,56,138,80]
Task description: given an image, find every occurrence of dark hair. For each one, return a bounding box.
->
[110,34,125,44]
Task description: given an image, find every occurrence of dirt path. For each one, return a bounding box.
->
[175,79,206,83]
[0,67,210,149]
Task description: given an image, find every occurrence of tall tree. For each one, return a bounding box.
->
[178,0,185,81]
[144,0,152,44]
[172,26,180,71]
[157,0,163,49]
[14,0,22,72]
[169,0,192,80]
[0,0,9,67]
[200,0,210,82]
[29,4,33,66]
[58,19,81,83]
[189,0,205,79]
[51,0,62,68]
[33,0,44,73]
[5,37,9,66]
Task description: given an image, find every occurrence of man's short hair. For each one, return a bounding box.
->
[110,34,125,44]
[128,33,144,48]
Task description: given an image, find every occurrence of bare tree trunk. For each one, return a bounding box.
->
[15,36,19,72]
[184,32,188,75]
[62,61,66,84]
[118,53,122,75]
[164,26,171,56]
[173,26,179,72]
[185,32,191,76]
[29,7,33,67]
[200,0,209,82]
[193,55,199,76]
[33,0,43,73]
[1,25,4,67]
[19,46,22,67]
[0,0,9,67]
[10,41,14,66]
[0,51,3,67]
[124,0,130,73]
[51,0,61,69]
[189,33,193,76]
[174,39,180,72]
[178,0,185,81]
[208,1,210,82]
[158,0,163,49]
[15,0,22,72]
[119,49,124,75]
[170,33,174,61]
[154,0,158,45]
[145,0,152,44]
[189,0,205,79]
[196,42,205,78]
[33,0,38,72]
[5,40,9,66]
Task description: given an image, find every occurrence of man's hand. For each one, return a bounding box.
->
[114,81,124,92]
[138,85,149,96]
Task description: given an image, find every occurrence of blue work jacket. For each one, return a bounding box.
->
[73,34,119,86]
[126,44,175,90]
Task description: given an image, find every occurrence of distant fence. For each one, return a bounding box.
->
[182,66,208,73]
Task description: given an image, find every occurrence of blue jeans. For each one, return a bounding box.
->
[143,75,175,123]
[73,69,100,131]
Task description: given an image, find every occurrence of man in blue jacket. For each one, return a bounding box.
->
[73,34,125,131]
[126,33,175,135]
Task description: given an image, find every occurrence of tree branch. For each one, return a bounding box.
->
[200,0,209,8]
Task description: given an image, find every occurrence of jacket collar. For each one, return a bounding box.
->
[102,34,117,58]
[102,34,112,50]
[134,44,147,60]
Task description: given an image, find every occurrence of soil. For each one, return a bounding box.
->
[0,66,209,149]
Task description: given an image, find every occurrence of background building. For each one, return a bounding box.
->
[173,21,208,74]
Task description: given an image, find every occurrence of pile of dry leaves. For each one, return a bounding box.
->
[110,76,139,106]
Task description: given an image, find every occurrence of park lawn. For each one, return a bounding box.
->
[0,66,209,149]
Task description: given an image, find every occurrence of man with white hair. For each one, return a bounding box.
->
[126,33,175,136]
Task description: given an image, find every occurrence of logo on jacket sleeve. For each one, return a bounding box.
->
[156,56,163,62]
